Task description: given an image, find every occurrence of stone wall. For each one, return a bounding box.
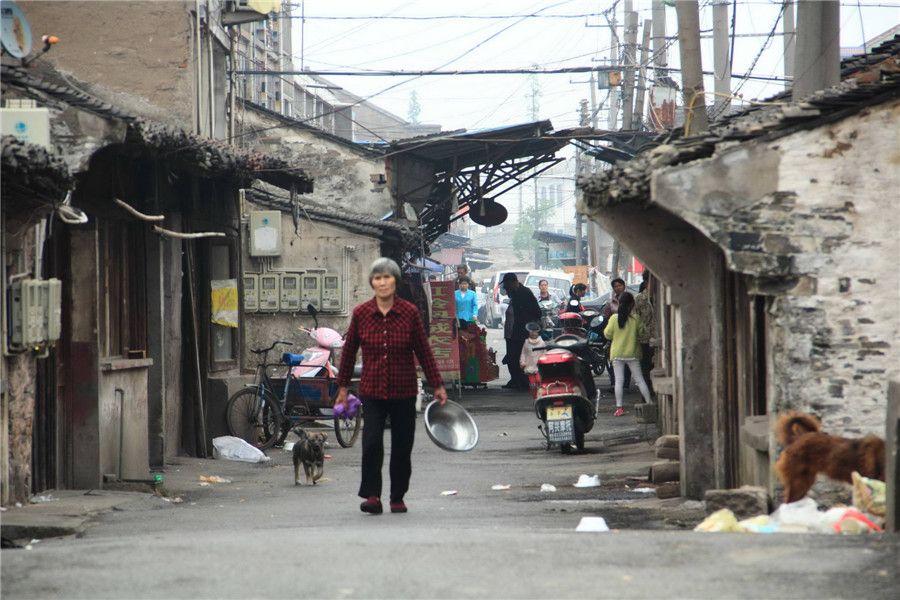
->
[654,98,900,436]
[21,1,195,130]
[239,110,390,217]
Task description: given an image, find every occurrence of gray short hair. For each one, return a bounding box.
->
[369,257,401,287]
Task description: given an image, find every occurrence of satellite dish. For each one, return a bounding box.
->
[1,1,33,59]
[469,199,507,227]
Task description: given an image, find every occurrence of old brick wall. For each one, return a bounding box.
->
[656,98,900,436]
[20,1,195,129]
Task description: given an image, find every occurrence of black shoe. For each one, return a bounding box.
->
[502,381,515,389]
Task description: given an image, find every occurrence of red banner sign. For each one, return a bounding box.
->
[428,281,460,380]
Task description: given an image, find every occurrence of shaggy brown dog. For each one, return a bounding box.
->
[775,412,886,503]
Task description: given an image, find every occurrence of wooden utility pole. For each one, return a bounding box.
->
[621,2,639,129]
[575,99,589,265]
[632,19,652,129]
[783,0,796,90]
[676,0,708,134]
[607,11,619,129]
[712,0,731,115]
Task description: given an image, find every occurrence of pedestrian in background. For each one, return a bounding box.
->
[455,263,469,289]
[335,258,448,515]
[603,291,654,416]
[604,277,630,390]
[561,283,587,313]
[634,273,656,399]
[455,276,478,329]
[520,321,546,399]
[502,272,541,391]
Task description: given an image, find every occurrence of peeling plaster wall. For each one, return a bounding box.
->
[240,211,382,373]
[240,111,389,216]
[20,1,195,129]
[654,99,900,436]
[3,224,39,502]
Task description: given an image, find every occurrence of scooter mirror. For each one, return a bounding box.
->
[307,304,318,317]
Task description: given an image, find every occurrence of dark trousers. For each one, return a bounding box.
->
[640,343,656,398]
[359,397,416,502]
[505,336,529,389]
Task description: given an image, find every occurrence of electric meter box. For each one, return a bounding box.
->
[249,210,282,257]
[258,274,280,312]
[280,273,301,312]
[321,274,342,312]
[243,274,259,312]
[301,273,322,312]
[9,278,61,348]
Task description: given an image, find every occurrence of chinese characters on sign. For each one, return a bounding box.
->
[428,280,460,381]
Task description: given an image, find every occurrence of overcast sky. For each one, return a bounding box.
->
[288,0,899,133]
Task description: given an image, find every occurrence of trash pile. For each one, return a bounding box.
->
[695,473,885,534]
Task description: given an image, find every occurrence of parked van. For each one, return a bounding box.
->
[480,269,529,328]
[521,270,573,307]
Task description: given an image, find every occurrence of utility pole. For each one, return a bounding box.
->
[651,0,667,78]
[607,10,619,130]
[587,75,598,267]
[783,0,796,90]
[793,0,839,99]
[712,0,731,115]
[621,1,639,129]
[632,19,652,129]
[575,99,589,266]
[676,0,709,134]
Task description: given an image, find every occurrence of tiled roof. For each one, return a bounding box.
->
[245,182,423,254]
[1,135,72,203]
[578,38,900,207]
[1,64,312,192]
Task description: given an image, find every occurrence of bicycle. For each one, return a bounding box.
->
[225,340,361,451]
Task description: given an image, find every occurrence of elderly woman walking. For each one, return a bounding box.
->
[603,291,654,416]
[335,258,448,515]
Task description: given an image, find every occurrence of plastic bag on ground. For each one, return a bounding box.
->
[212,436,270,463]
[574,474,601,488]
[694,508,743,532]
[769,497,835,533]
[576,517,610,532]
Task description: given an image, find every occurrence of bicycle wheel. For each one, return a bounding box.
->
[226,387,283,450]
[334,407,361,448]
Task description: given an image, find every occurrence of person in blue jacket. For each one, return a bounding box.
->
[455,276,478,328]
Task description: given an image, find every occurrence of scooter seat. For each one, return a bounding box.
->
[282,352,306,366]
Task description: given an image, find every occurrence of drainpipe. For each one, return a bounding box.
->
[207,1,215,137]
[195,0,204,135]
[116,388,125,480]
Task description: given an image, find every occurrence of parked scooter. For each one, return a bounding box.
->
[290,304,344,379]
[533,330,606,453]
[538,299,559,340]
[557,298,600,339]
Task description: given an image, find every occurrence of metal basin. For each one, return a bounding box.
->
[424,400,479,452]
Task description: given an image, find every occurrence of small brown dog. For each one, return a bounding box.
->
[775,412,886,503]
[293,429,327,486]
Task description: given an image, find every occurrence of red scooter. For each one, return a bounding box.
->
[533,328,604,454]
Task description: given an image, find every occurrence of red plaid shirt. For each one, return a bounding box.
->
[337,296,443,399]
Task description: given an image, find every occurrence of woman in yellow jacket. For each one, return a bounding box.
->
[603,292,654,416]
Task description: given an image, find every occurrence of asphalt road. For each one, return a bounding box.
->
[3,333,899,599]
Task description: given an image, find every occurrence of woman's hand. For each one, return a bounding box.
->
[334,386,349,410]
[433,385,448,405]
